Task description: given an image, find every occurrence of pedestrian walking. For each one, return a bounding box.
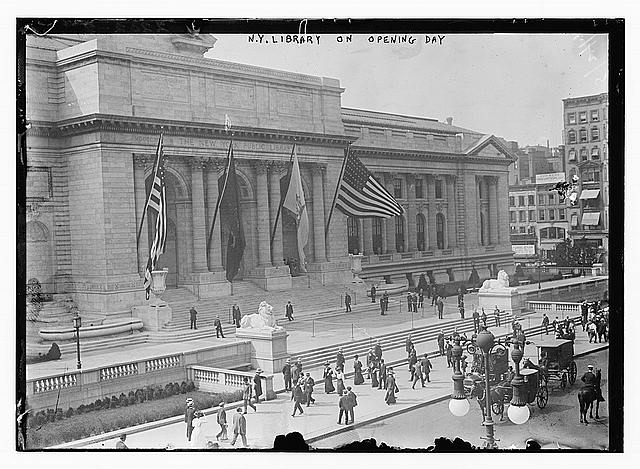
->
[116,434,128,449]
[374,340,383,361]
[406,292,412,313]
[405,334,413,355]
[189,306,198,330]
[431,284,438,306]
[421,353,433,383]
[481,308,488,328]
[291,380,305,416]
[494,306,501,327]
[345,292,352,312]
[285,301,294,321]
[282,358,292,391]
[190,410,207,449]
[253,369,264,404]
[552,316,559,333]
[216,403,228,441]
[303,373,316,406]
[446,340,453,368]
[472,308,480,333]
[336,348,345,370]
[370,285,377,303]
[353,355,365,385]
[185,397,196,442]
[242,377,256,413]
[459,300,465,319]
[437,296,444,319]
[457,288,464,308]
[346,387,357,424]
[378,358,387,390]
[370,361,380,388]
[323,363,335,394]
[366,348,376,378]
[380,295,386,316]
[542,313,550,334]
[232,303,242,328]
[385,368,399,405]
[383,292,389,312]
[335,366,346,395]
[408,348,418,380]
[338,390,349,424]
[437,330,445,356]
[292,358,303,384]
[214,315,225,338]
[411,362,424,389]
[230,408,247,447]
[418,289,424,309]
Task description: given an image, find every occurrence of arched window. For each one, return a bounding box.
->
[372,218,383,254]
[395,216,405,252]
[416,214,426,251]
[436,213,445,250]
[347,217,360,254]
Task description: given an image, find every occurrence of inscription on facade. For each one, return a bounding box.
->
[133,70,189,103]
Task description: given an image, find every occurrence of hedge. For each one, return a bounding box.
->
[26,385,242,448]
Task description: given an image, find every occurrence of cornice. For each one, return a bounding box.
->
[352,145,514,166]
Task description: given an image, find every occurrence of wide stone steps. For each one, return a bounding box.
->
[34,332,149,359]
[146,324,236,344]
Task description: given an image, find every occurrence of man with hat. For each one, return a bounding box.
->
[346,386,358,424]
[189,305,198,330]
[230,407,248,447]
[232,303,242,328]
[216,402,228,441]
[373,340,383,362]
[581,365,598,391]
[242,377,256,414]
[293,358,303,384]
[336,348,345,370]
[214,314,225,338]
[303,372,316,406]
[253,369,264,404]
[282,358,293,391]
[185,398,196,442]
[291,379,305,416]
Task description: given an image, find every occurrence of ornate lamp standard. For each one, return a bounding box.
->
[72,310,82,370]
[448,327,530,449]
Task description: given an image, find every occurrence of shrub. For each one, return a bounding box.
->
[77,404,85,415]
[46,409,55,422]
[180,381,187,394]
[172,382,180,395]
[94,399,103,411]
[110,396,118,409]
[34,411,46,426]
[186,380,196,392]
[65,407,74,419]
[135,388,145,404]
[55,409,64,421]
[128,395,136,406]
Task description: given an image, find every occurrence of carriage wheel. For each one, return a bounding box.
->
[560,373,567,389]
[537,385,548,409]
[569,361,577,385]
[492,400,504,417]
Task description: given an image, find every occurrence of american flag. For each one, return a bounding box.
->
[143,134,167,300]
[334,149,404,218]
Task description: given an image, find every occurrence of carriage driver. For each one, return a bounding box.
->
[580,365,597,391]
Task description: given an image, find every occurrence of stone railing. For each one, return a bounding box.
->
[34,373,79,394]
[145,355,181,373]
[527,301,581,317]
[187,365,275,400]
[100,363,139,381]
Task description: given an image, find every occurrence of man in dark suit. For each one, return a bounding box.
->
[380,295,385,315]
[303,373,316,406]
[214,315,224,338]
[282,359,293,391]
[383,292,389,312]
[481,308,488,328]
[291,380,304,417]
[421,354,433,383]
[230,408,247,447]
[338,391,349,424]
[232,303,242,328]
[189,306,198,330]
[346,386,357,424]
[405,335,413,355]
[378,358,387,390]
[336,348,345,370]
[285,301,294,321]
[437,330,445,356]
[344,292,352,312]
[437,297,444,319]
[494,306,501,327]
[370,285,376,303]
[216,402,228,441]
[373,340,383,362]
[242,377,256,414]
[472,308,480,333]
[185,398,196,441]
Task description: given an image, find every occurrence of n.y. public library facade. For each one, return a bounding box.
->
[25,34,516,314]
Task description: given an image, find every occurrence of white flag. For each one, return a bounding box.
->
[224,114,232,132]
[282,147,309,271]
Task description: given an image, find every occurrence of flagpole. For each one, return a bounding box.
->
[136,132,163,248]
[325,145,350,239]
[270,143,296,248]
[206,140,233,265]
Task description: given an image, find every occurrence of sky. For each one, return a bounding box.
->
[207,33,608,148]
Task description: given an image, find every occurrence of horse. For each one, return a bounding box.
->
[469,379,507,422]
[578,369,602,425]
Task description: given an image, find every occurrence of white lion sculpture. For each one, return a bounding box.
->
[240,301,282,330]
[480,270,511,291]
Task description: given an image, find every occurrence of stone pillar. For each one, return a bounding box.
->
[357,219,364,254]
[488,176,499,245]
[312,165,327,262]
[406,174,417,252]
[205,159,223,271]
[496,174,510,246]
[362,218,373,255]
[133,155,150,276]
[269,163,284,266]
[426,175,437,250]
[446,175,457,248]
[190,159,209,273]
[384,174,397,254]
[256,162,272,267]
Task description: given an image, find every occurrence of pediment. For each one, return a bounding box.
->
[465,134,516,161]
[476,143,505,158]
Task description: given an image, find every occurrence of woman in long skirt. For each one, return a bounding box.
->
[354,355,365,385]
[370,362,379,388]
[323,363,335,394]
[335,366,345,395]
[190,411,208,448]
[385,369,398,405]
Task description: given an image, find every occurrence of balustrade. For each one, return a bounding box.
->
[34,373,78,394]
[100,363,138,381]
[145,355,181,373]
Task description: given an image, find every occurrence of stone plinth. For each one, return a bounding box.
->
[246,266,292,291]
[234,327,289,374]
[478,287,523,316]
[182,271,231,299]
[132,301,172,332]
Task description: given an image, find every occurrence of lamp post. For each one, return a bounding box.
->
[448,336,470,417]
[507,337,531,424]
[475,328,498,449]
[72,311,82,370]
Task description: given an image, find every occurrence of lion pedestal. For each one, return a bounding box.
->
[478,270,523,316]
[235,301,289,374]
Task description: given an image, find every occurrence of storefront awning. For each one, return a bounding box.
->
[579,189,601,200]
[581,212,601,226]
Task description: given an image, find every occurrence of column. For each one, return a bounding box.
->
[357,219,364,254]
[362,218,373,255]
[312,165,327,262]
[496,174,510,245]
[190,159,209,273]
[255,162,272,267]
[384,174,397,253]
[488,176,499,245]
[426,175,437,250]
[205,159,223,271]
[268,163,284,266]
[133,155,149,276]
[446,175,457,248]
[406,174,417,251]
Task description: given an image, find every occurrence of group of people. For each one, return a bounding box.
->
[189,305,226,338]
[405,290,423,312]
[405,335,433,389]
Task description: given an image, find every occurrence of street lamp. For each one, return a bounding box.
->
[72,311,82,370]
[507,338,530,424]
[448,336,470,417]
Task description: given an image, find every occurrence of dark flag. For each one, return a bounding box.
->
[215,142,245,282]
[142,134,167,300]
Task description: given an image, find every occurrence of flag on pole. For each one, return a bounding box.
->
[224,114,232,132]
[334,149,404,218]
[143,134,167,300]
[217,142,246,282]
[282,146,309,271]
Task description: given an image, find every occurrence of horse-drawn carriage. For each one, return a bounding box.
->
[526,338,577,390]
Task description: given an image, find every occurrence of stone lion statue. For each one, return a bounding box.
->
[240,301,283,330]
[480,270,511,291]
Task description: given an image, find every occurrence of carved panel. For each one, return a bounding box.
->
[26,167,52,201]
[275,90,312,117]
[132,69,189,103]
[206,80,256,110]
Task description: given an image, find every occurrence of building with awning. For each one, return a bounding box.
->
[579,189,600,200]
[581,212,601,226]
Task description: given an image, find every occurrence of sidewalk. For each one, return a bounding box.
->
[68,324,607,449]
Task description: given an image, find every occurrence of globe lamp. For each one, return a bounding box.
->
[507,404,530,425]
[449,398,470,417]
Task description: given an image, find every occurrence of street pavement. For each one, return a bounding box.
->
[73,324,607,450]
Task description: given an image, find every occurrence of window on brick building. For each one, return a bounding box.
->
[549,209,555,221]
[591,109,599,122]
[579,111,587,123]
[529,210,535,221]
[519,210,526,222]
[539,210,545,221]
[559,208,566,220]
[509,196,515,206]
[538,194,545,205]
[568,149,576,161]
[414,178,424,199]
[580,148,588,161]
[548,194,555,205]
[568,130,576,144]
[579,129,587,142]
[591,147,600,160]
[510,211,516,223]
[591,127,599,141]
[528,195,535,205]
[558,228,566,239]
[518,195,525,206]
[435,179,443,199]
[567,113,576,125]
[393,178,403,199]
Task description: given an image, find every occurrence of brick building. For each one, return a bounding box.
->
[25,34,516,315]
